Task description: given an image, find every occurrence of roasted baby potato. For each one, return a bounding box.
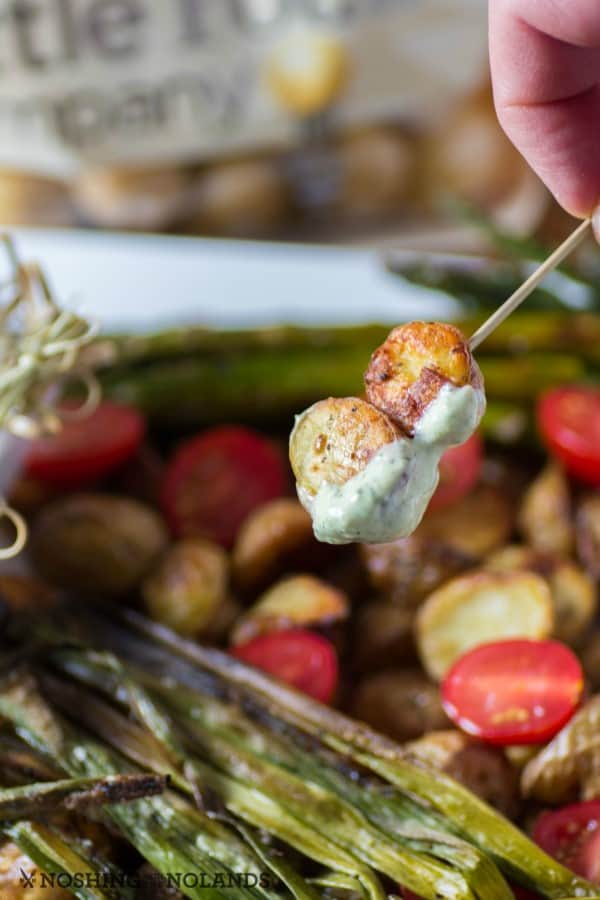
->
[576,494,600,580]
[335,126,415,219]
[31,494,168,597]
[73,166,189,230]
[0,575,59,612]
[361,484,513,606]
[290,397,398,499]
[352,601,416,673]
[486,546,596,646]
[416,570,554,681]
[143,539,229,638]
[405,730,520,817]
[581,631,600,691]
[192,159,289,237]
[232,499,316,592]
[364,322,482,435]
[522,695,600,804]
[230,574,348,646]
[519,464,573,556]
[350,670,449,742]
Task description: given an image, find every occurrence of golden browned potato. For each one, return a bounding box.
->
[230,574,348,646]
[191,159,289,237]
[72,166,190,230]
[31,494,168,597]
[0,840,71,899]
[290,397,398,500]
[350,670,449,742]
[486,546,596,646]
[364,322,482,435]
[335,127,415,219]
[576,494,600,580]
[352,602,416,673]
[416,570,554,681]
[522,696,600,804]
[143,539,229,638]
[519,465,573,556]
[0,171,73,226]
[360,484,513,607]
[405,730,520,817]
[265,27,349,117]
[232,498,316,592]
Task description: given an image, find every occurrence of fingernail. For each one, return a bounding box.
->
[593,206,600,244]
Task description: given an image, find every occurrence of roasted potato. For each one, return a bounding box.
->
[265,27,349,116]
[290,397,398,499]
[335,126,415,219]
[576,494,600,581]
[350,670,449,742]
[364,322,483,436]
[519,464,573,556]
[31,494,168,597]
[522,695,600,804]
[192,159,289,237]
[73,166,189,230]
[352,601,416,673]
[361,484,513,606]
[0,839,71,899]
[416,570,554,681]
[405,730,520,817]
[232,499,317,592]
[230,574,348,646]
[143,539,229,638]
[486,546,596,646]
[0,171,73,226]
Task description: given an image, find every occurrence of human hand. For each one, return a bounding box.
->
[489,0,600,239]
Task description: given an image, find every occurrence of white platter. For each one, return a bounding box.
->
[8,228,460,332]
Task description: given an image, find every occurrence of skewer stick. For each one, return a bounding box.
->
[468,217,593,351]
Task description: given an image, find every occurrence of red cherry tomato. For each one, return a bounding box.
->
[442,639,583,746]
[428,432,483,511]
[161,426,287,548]
[25,402,145,487]
[538,387,600,485]
[534,800,600,882]
[232,629,338,704]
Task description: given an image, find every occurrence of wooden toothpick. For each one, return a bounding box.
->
[469,217,593,351]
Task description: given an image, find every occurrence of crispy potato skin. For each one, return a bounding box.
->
[232,499,316,593]
[519,464,573,556]
[364,322,481,434]
[350,669,449,742]
[576,495,600,580]
[290,397,398,497]
[405,730,520,818]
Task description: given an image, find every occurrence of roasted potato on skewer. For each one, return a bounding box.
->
[290,396,399,499]
[364,322,483,436]
[417,571,554,681]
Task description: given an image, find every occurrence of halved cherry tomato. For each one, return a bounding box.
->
[161,426,287,548]
[538,387,600,485]
[428,432,483,511]
[442,639,583,746]
[25,401,145,487]
[534,800,600,882]
[232,629,338,704]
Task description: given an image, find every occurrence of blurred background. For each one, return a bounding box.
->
[0,0,577,250]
